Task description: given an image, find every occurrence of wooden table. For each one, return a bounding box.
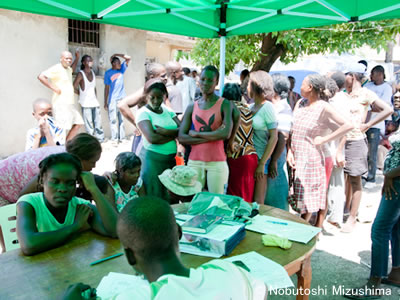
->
[177,204,317,300]
[0,205,316,300]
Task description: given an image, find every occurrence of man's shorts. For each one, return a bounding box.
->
[53,104,84,130]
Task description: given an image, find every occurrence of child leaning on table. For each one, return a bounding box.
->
[106,152,145,213]
[16,153,117,256]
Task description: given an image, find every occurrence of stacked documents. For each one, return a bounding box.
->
[176,214,246,258]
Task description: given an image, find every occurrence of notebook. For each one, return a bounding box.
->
[182,214,223,234]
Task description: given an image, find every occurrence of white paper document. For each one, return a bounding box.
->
[225,251,294,291]
[96,272,150,300]
[245,215,321,244]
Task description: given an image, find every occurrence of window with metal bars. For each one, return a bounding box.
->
[68,19,99,48]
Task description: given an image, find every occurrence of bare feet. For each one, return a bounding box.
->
[341,216,357,233]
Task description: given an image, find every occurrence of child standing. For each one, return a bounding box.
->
[107,152,144,212]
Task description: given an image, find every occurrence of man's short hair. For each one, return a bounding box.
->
[111,56,120,65]
[117,197,178,260]
[32,98,51,111]
[182,67,191,76]
[330,71,346,90]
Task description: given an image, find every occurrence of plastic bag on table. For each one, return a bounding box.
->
[188,192,252,221]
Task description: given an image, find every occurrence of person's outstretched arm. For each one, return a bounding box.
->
[178,104,208,145]
[17,201,91,256]
[111,53,131,66]
[71,50,80,72]
[118,88,144,128]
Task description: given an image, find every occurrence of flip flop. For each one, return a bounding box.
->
[381,278,400,288]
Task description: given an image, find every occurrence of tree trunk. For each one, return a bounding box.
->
[385,41,394,63]
[251,33,285,72]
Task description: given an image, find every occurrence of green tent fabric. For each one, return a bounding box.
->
[1,0,399,38]
[2,0,399,88]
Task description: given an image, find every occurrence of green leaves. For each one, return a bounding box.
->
[190,20,400,72]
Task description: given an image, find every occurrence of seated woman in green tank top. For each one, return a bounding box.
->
[16,153,117,256]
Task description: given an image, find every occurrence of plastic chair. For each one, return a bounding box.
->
[0,203,19,252]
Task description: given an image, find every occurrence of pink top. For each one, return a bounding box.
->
[0,146,65,203]
[189,98,226,162]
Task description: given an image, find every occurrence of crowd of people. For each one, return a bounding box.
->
[1,50,400,299]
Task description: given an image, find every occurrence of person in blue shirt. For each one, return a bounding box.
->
[104,53,131,142]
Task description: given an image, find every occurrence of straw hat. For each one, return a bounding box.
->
[159,166,202,196]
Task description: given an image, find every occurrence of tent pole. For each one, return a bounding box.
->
[219,36,226,94]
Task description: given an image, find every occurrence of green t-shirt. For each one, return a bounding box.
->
[17,192,88,232]
[137,104,178,155]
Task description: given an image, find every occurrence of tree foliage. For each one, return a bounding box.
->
[190,20,400,73]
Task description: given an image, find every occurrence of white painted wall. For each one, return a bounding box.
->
[0,9,146,158]
[0,10,68,158]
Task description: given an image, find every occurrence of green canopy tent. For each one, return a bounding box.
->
[2,0,400,88]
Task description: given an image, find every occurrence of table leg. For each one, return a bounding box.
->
[296,256,312,300]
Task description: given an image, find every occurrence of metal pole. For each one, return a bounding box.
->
[219,36,226,95]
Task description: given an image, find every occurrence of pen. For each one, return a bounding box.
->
[90,252,124,266]
[266,220,288,226]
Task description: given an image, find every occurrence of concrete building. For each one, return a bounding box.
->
[146,31,196,64]
[0,9,147,158]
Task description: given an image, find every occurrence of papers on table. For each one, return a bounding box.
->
[176,214,244,242]
[176,213,245,258]
[245,215,321,244]
[225,251,294,291]
[96,272,150,300]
